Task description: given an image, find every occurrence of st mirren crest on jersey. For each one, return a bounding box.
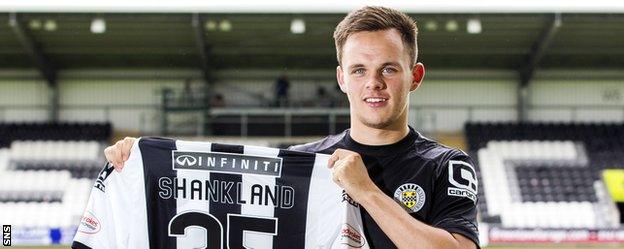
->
[393,183,425,213]
[94,163,115,192]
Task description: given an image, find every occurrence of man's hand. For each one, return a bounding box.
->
[104,137,136,172]
[328,149,380,202]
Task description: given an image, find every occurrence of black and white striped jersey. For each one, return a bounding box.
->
[289,126,480,249]
[73,137,368,249]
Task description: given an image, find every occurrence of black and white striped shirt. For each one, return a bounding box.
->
[73,137,368,249]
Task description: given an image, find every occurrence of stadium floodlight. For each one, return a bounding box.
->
[290,18,305,34]
[29,19,42,30]
[445,20,458,32]
[219,19,231,31]
[205,20,217,31]
[424,20,438,31]
[43,19,57,31]
[90,18,106,34]
[467,18,482,34]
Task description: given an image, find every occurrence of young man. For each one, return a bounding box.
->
[105,6,479,249]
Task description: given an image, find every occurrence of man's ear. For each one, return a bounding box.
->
[336,66,347,93]
[410,62,425,91]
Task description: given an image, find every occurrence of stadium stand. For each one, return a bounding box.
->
[0,123,111,148]
[0,122,110,234]
[10,140,102,178]
[466,122,623,229]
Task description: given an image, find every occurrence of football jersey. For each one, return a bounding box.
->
[73,137,369,249]
[289,126,480,249]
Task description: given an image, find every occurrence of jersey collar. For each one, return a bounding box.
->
[343,126,418,157]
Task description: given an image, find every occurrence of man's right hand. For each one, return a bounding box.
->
[104,137,136,172]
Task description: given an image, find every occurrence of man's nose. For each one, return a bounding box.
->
[365,73,386,90]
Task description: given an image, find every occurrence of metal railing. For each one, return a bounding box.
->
[1,105,623,136]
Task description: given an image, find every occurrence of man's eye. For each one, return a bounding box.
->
[352,68,365,75]
[382,67,397,74]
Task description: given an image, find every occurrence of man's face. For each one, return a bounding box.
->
[337,29,423,130]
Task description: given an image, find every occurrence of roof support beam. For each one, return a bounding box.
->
[9,13,59,122]
[517,13,562,122]
[520,13,562,86]
[9,13,57,87]
[192,13,213,135]
[192,13,213,85]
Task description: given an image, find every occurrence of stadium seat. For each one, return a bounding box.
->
[466,122,624,229]
[0,122,111,149]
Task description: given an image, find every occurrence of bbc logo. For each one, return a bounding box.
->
[2,225,9,246]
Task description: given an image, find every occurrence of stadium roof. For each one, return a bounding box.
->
[0,8,623,74]
[3,1,624,13]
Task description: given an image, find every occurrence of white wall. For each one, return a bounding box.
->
[409,74,519,132]
[58,79,185,132]
[0,79,49,122]
[412,80,516,106]
[1,69,623,134]
[0,76,185,133]
[529,79,624,122]
[531,80,624,106]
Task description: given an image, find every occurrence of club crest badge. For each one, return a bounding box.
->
[393,183,425,213]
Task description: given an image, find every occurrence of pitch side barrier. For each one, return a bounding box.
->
[486,226,624,246]
[5,225,624,246]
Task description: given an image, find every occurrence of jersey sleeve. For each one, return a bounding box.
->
[72,163,123,249]
[72,139,149,249]
[429,152,480,247]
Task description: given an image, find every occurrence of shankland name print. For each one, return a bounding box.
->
[157,177,295,208]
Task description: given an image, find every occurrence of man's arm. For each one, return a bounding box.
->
[328,149,476,249]
[359,187,476,249]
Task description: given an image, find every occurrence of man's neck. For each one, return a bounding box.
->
[349,122,410,146]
